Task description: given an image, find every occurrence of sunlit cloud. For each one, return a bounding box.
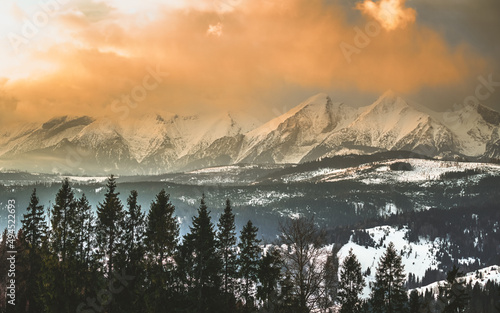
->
[356,0,416,31]
[0,0,490,125]
[207,22,223,37]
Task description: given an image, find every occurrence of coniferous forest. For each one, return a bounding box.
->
[1,176,499,313]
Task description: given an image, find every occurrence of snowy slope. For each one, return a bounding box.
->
[413,265,500,295]
[338,225,442,298]
[303,92,458,161]
[437,103,500,157]
[276,158,500,185]
[237,93,356,164]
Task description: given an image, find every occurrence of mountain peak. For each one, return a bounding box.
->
[380,89,397,98]
[364,90,410,115]
[477,103,500,126]
[246,93,333,140]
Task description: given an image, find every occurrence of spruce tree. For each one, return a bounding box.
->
[257,246,282,312]
[14,229,30,313]
[145,189,178,266]
[20,189,47,313]
[217,199,238,312]
[370,242,408,313]
[144,189,179,312]
[111,190,146,313]
[0,229,7,307]
[22,189,47,248]
[439,265,470,313]
[238,220,262,310]
[74,194,94,265]
[73,194,97,304]
[338,248,365,313]
[96,175,125,278]
[183,194,222,313]
[408,290,421,313]
[51,178,75,264]
[50,178,80,311]
[322,244,340,311]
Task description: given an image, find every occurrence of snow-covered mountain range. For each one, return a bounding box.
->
[1,91,499,174]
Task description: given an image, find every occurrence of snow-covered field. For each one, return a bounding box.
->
[337,225,443,298]
[280,158,500,185]
[413,265,500,295]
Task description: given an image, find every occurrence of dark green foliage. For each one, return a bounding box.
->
[338,248,365,313]
[389,162,413,171]
[22,189,47,248]
[238,220,262,310]
[20,191,47,313]
[370,242,408,313]
[352,229,376,248]
[50,178,75,264]
[181,194,222,313]
[217,199,238,313]
[116,190,146,313]
[408,290,420,313]
[144,189,179,312]
[257,247,282,312]
[440,168,484,180]
[438,265,470,313]
[48,179,83,312]
[321,244,340,311]
[96,175,125,278]
[3,177,500,313]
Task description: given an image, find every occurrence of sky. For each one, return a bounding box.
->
[0,0,499,125]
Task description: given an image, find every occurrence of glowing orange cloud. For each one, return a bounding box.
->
[356,0,416,31]
[0,0,487,125]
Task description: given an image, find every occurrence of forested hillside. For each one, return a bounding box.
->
[0,177,499,313]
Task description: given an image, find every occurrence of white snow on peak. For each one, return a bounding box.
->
[245,93,332,141]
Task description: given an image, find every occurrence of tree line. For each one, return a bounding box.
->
[0,176,498,313]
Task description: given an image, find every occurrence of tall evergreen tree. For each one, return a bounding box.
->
[257,247,282,312]
[96,175,125,278]
[370,242,408,313]
[20,189,47,313]
[322,244,340,311]
[337,248,365,313]
[112,190,146,313]
[439,265,470,313]
[238,220,261,310]
[0,229,8,308]
[51,178,75,264]
[22,189,47,248]
[182,194,222,313]
[14,229,30,313]
[49,179,80,312]
[144,189,179,312]
[145,189,178,266]
[408,290,421,313]
[73,194,97,305]
[217,199,238,313]
[73,194,94,265]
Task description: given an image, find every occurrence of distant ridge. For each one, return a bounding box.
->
[0,91,499,175]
